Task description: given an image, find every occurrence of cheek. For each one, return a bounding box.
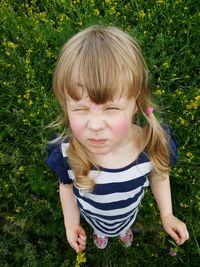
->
[111,117,130,136]
[69,117,85,139]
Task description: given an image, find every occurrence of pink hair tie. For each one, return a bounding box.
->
[146,107,154,115]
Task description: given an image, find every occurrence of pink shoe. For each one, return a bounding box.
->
[93,233,108,249]
[119,228,133,248]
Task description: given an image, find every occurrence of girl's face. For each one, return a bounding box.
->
[66,88,137,160]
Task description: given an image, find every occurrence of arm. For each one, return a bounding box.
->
[59,183,86,252]
[149,173,189,245]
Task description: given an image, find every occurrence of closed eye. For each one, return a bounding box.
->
[105,107,120,110]
[72,107,88,111]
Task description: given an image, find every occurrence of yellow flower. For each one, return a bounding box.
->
[138,10,146,18]
[94,9,100,16]
[162,62,170,68]
[7,41,18,49]
[155,89,165,95]
[180,202,189,208]
[186,95,200,110]
[195,95,200,101]
[25,59,30,64]
[18,166,25,172]
[37,12,47,18]
[186,152,193,160]
[178,117,185,125]
[175,88,183,95]
[75,252,86,267]
[15,208,21,213]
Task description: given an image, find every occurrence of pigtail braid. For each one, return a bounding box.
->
[67,137,96,190]
[137,93,171,176]
[143,112,171,176]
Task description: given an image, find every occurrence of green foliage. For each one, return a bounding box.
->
[0,0,199,266]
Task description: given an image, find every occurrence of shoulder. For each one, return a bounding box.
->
[46,138,70,170]
[47,137,70,158]
[60,141,70,158]
[46,137,73,184]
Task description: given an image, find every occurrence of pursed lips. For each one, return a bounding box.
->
[88,139,107,145]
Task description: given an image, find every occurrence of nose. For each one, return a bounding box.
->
[87,113,105,131]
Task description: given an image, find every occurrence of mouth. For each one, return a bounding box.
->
[88,139,106,145]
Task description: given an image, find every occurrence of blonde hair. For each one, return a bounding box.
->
[53,25,170,189]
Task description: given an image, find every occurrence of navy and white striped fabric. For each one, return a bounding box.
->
[47,141,152,237]
[72,154,152,237]
[46,125,178,237]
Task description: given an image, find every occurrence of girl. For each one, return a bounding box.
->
[47,25,189,252]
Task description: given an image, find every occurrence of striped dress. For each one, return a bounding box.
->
[46,126,178,237]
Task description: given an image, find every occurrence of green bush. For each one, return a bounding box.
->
[1,0,199,266]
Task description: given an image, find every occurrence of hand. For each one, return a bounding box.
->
[66,225,87,252]
[161,214,189,245]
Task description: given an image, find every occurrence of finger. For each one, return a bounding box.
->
[78,237,86,246]
[78,243,86,252]
[174,236,181,245]
[79,234,87,241]
[167,228,181,245]
[78,229,86,238]
[69,241,80,253]
[179,229,189,245]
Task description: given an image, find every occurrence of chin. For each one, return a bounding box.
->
[87,146,111,156]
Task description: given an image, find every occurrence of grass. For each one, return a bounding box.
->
[0,0,199,266]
